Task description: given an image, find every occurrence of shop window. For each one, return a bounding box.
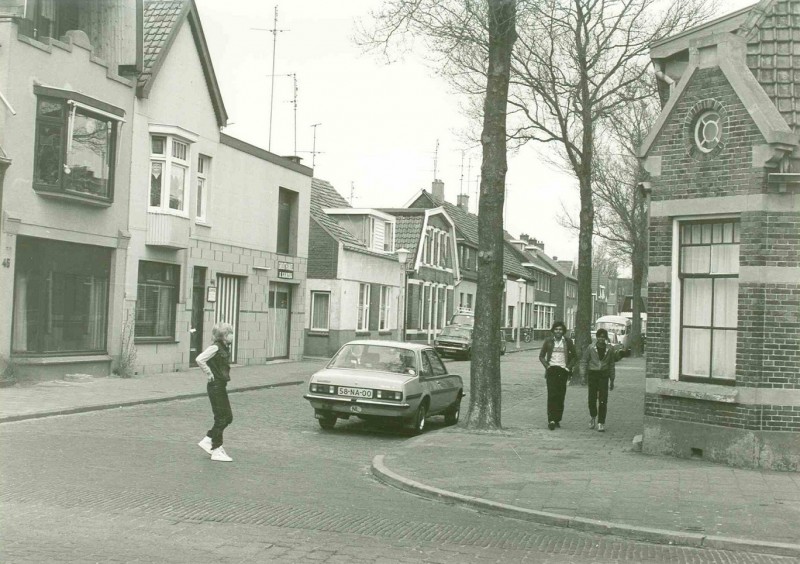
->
[12,237,110,354]
[135,261,180,340]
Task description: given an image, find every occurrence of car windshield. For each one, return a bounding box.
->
[450,314,475,326]
[439,326,472,338]
[328,344,417,374]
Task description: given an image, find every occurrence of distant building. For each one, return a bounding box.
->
[640,0,800,470]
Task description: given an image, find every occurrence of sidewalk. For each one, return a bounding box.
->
[373,354,800,558]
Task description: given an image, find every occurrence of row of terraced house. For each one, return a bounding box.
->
[0,0,577,381]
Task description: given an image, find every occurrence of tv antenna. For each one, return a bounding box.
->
[266,72,298,154]
[252,6,289,152]
[310,123,322,168]
[459,150,465,195]
[433,139,440,179]
[350,181,356,205]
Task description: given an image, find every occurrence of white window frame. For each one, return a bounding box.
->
[310,291,330,331]
[196,154,211,223]
[149,130,194,216]
[378,285,391,330]
[670,216,740,383]
[383,221,394,252]
[357,283,370,332]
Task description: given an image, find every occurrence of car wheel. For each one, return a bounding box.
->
[318,414,337,430]
[465,348,472,361]
[411,401,428,435]
[444,397,461,425]
[524,331,533,343]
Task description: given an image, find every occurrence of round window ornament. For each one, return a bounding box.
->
[694,110,721,153]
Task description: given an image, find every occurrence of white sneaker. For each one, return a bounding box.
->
[597,423,605,432]
[589,417,596,429]
[197,436,213,455]
[210,446,232,462]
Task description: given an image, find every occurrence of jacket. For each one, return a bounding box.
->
[580,344,616,382]
[539,336,578,371]
[197,340,231,382]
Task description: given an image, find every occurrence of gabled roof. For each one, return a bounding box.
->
[410,190,533,281]
[139,0,228,127]
[642,0,798,157]
[310,178,399,260]
[378,208,428,269]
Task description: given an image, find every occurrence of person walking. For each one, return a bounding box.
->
[539,321,578,430]
[581,328,616,432]
[196,322,235,462]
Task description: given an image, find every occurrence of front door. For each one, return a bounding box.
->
[215,274,240,363]
[189,267,206,366]
[266,282,291,359]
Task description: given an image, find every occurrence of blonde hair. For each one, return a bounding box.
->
[212,322,234,341]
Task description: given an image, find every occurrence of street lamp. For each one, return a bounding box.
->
[396,248,410,341]
[516,278,525,350]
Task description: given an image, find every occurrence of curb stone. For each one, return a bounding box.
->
[371,454,800,558]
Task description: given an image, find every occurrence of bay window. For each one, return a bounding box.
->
[33,90,121,203]
[678,219,740,382]
[150,135,190,214]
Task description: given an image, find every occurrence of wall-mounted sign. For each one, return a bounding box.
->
[277,261,294,280]
[206,285,217,302]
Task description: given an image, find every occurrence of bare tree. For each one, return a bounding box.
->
[560,93,656,357]
[358,0,517,428]
[358,0,715,369]
[502,0,715,363]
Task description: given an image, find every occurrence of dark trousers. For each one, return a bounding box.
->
[206,380,233,449]
[545,366,570,423]
[587,371,610,424]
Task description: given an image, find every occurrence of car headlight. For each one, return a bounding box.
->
[375,390,403,401]
[310,383,335,394]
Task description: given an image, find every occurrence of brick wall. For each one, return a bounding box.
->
[644,283,671,380]
[741,212,800,268]
[307,220,338,279]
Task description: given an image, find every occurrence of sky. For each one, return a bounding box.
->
[195,0,757,264]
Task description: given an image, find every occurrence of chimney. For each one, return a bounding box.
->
[432,179,445,202]
[527,238,545,251]
[519,233,530,243]
[553,256,558,261]
[457,193,470,212]
[284,155,303,164]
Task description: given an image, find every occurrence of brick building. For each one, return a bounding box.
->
[639,0,800,470]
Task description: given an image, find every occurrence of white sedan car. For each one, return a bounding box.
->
[303,340,464,434]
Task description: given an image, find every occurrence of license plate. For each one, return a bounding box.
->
[338,387,372,398]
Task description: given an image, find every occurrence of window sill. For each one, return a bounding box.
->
[134,338,180,345]
[656,380,738,403]
[12,354,112,365]
[35,187,112,207]
[148,208,190,219]
[378,331,393,336]
[308,330,330,336]
[355,331,370,337]
[194,220,211,228]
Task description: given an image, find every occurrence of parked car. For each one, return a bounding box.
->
[434,325,507,359]
[449,311,475,327]
[303,340,464,434]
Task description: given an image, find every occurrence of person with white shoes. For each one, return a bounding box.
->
[196,322,235,462]
[539,321,578,430]
[581,328,616,433]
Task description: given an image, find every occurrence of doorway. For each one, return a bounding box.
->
[215,274,241,363]
[266,282,291,359]
[189,267,206,366]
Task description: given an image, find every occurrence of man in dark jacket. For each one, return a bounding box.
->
[539,321,578,430]
[581,328,616,432]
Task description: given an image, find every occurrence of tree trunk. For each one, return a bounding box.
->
[464,0,516,430]
[573,172,594,385]
[630,249,645,358]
